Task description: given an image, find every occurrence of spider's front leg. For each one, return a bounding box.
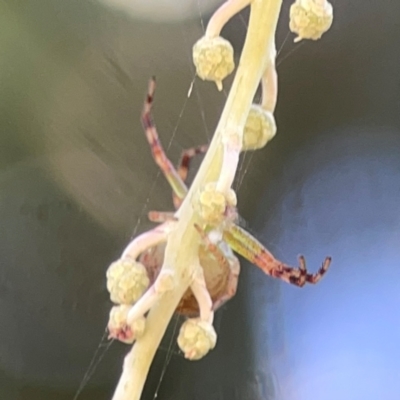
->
[147,211,177,223]
[141,77,209,210]
[141,78,188,209]
[280,254,331,287]
[223,224,331,287]
[176,144,209,184]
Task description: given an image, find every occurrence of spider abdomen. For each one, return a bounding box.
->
[138,242,240,317]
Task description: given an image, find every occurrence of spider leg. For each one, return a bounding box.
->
[147,211,177,223]
[298,255,331,284]
[223,224,331,287]
[142,77,188,209]
[172,144,209,208]
[193,224,240,311]
[164,144,209,209]
[177,144,209,182]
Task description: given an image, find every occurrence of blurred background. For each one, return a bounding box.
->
[1,0,400,399]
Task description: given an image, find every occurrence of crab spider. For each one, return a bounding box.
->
[138,77,331,316]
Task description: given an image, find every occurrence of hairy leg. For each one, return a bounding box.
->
[170,144,209,208]
[142,78,210,210]
[223,224,331,287]
[141,77,188,208]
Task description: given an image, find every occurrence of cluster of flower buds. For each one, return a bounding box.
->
[108,305,146,344]
[192,0,278,153]
[106,258,150,343]
[105,0,334,364]
[195,181,237,225]
[192,36,235,92]
[290,0,334,42]
[243,105,277,151]
[104,214,219,360]
[192,0,251,90]
[107,258,150,304]
[192,0,333,154]
[177,318,217,360]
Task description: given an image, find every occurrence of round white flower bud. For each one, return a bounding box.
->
[177,318,217,360]
[195,182,236,224]
[192,36,235,91]
[242,105,277,151]
[289,0,333,42]
[107,305,146,344]
[106,258,149,305]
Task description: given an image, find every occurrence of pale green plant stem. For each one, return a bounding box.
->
[111,1,283,399]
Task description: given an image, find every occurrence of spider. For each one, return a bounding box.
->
[137,77,331,317]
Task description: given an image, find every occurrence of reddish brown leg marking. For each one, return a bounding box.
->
[141,78,209,210]
[172,144,209,208]
[223,225,332,287]
[256,252,332,287]
[108,324,133,342]
[177,145,209,181]
[288,255,331,286]
[141,78,188,209]
[147,211,177,223]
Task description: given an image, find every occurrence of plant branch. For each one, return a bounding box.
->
[111,1,283,399]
